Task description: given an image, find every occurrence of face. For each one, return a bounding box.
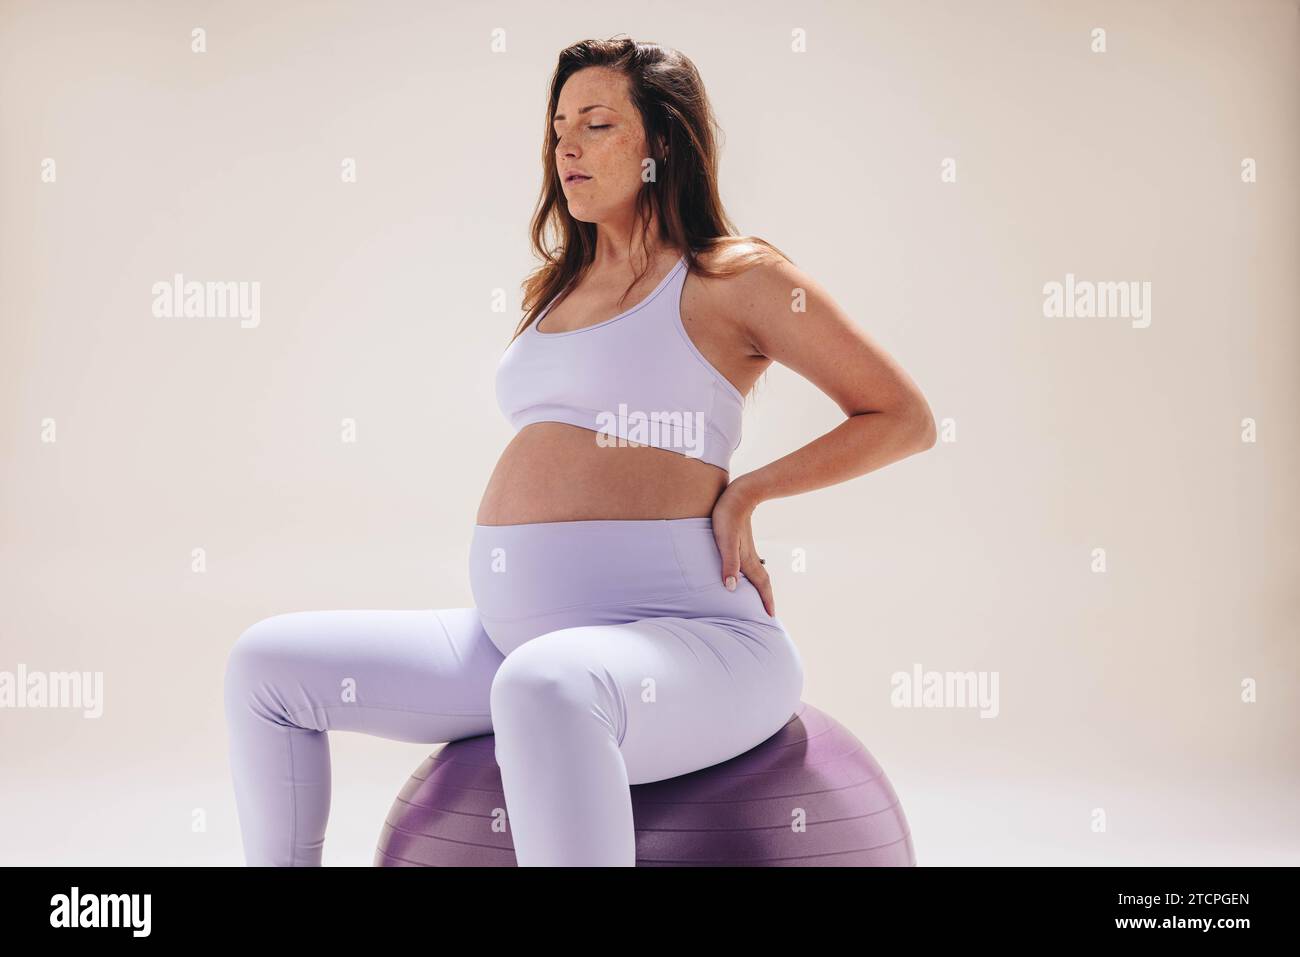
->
[552,67,653,224]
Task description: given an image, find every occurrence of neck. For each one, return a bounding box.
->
[588,215,677,273]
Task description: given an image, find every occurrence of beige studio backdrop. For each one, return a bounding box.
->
[1,0,1297,866]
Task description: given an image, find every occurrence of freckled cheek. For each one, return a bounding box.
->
[589,134,648,185]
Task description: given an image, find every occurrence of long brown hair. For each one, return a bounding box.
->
[511,36,792,344]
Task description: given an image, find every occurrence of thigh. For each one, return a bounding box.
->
[494,615,804,784]
[225,607,502,743]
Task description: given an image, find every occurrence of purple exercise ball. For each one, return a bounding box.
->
[374,700,916,866]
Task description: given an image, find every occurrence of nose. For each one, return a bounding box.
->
[555,133,579,158]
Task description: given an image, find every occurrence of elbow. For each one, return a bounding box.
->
[905,401,938,452]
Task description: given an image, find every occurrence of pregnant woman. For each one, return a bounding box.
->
[223,37,937,866]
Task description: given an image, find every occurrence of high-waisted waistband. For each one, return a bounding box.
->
[468,516,778,657]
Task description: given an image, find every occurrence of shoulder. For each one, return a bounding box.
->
[691,238,790,277]
[689,239,809,325]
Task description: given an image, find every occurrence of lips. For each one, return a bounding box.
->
[564,172,592,185]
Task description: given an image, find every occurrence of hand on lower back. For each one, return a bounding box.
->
[710,480,775,617]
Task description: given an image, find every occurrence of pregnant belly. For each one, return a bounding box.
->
[475,423,729,526]
[468,515,779,656]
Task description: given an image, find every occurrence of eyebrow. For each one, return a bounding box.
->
[553,104,615,123]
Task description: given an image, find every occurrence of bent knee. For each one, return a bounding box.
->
[223,611,309,692]
[488,644,592,720]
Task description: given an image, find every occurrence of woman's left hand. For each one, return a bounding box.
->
[710,477,775,617]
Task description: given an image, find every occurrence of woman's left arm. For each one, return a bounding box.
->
[712,256,937,613]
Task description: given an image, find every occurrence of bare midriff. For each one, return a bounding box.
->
[474,422,729,526]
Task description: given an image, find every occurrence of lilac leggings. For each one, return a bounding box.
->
[222,517,804,866]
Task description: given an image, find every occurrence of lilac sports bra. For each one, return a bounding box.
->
[494,254,744,472]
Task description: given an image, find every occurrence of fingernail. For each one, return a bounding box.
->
[725,576,736,591]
